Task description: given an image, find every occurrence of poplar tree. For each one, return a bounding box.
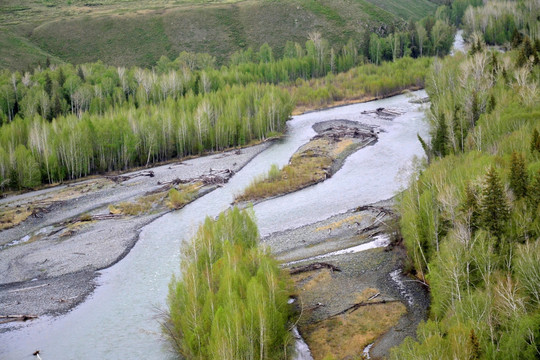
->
[166,208,291,360]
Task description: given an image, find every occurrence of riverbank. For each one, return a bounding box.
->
[292,86,424,116]
[266,201,429,360]
[0,143,270,326]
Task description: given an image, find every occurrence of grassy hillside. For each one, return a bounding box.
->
[0,0,439,71]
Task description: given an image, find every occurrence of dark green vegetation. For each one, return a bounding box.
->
[392,4,540,358]
[165,207,293,359]
[0,31,438,192]
[0,0,442,71]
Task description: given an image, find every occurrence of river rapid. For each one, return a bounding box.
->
[0,90,429,359]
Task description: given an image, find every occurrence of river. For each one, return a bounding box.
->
[0,90,430,359]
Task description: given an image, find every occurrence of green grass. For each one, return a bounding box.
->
[299,0,346,26]
[0,0,440,71]
[362,0,438,22]
[0,29,61,71]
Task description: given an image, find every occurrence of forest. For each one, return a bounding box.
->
[0,0,466,192]
[393,1,540,358]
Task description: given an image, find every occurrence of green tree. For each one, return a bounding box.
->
[480,166,510,240]
[528,169,540,215]
[509,152,527,199]
[432,113,448,157]
[13,144,41,189]
[44,73,52,97]
[531,128,540,153]
[165,208,292,360]
[462,182,480,231]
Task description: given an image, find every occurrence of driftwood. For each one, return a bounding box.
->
[289,262,342,275]
[361,108,403,118]
[329,299,401,318]
[106,170,155,183]
[355,205,394,216]
[31,206,50,218]
[304,302,326,311]
[201,169,234,185]
[59,213,122,226]
[86,214,122,221]
[313,125,375,142]
[70,213,122,223]
[410,96,430,104]
[156,178,190,186]
[156,169,234,188]
[7,283,49,293]
[0,314,38,324]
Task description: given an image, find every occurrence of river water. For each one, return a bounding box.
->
[0,90,429,359]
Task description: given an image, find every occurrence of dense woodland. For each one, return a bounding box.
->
[165,208,292,360]
[393,1,540,358]
[0,0,483,192]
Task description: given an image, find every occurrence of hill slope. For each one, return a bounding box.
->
[0,0,439,70]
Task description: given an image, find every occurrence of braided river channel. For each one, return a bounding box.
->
[1,90,430,359]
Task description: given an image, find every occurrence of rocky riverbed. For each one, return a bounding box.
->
[264,201,429,360]
[0,144,270,325]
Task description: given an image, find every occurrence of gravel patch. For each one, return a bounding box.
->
[0,143,270,323]
[271,202,429,359]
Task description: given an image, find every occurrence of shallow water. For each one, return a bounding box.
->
[0,91,429,360]
[390,269,415,306]
[451,30,466,55]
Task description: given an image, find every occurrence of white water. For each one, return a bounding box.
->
[292,326,314,360]
[390,269,415,306]
[285,234,390,267]
[451,30,466,55]
[0,91,429,360]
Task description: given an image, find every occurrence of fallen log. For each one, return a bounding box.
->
[89,214,122,221]
[106,170,155,183]
[361,108,403,118]
[330,299,401,317]
[289,262,342,275]
[304,302,326,311]
[410,96,430,104]
[0,314,38,324]
[61,213,122,225]
[157,169,234,187]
